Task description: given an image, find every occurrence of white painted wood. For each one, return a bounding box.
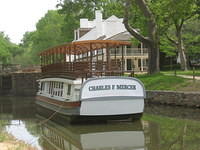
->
[80,99,144,116]
[81,77,145,100]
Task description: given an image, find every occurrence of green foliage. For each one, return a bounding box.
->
[31,10,66,63]
[0,32,22,64]
[159,0,199,57]
[183,18,200,55]
[16,10,67,65]
[160,37,176,57]
[0,120,10,142]
[13,0,199,67]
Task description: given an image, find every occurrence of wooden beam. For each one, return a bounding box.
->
[106,43,111,71]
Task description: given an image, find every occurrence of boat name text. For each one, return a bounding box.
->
[88,84,136,91]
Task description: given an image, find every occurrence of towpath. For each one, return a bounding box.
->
[165,74,200,80]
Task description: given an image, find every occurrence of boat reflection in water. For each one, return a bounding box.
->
[38,115,145,150]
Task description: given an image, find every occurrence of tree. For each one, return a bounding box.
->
[18,10,67,64]
[0,32,19,64]
[161,0,199,70]
[123,0,160,74]
[182,18,200,63]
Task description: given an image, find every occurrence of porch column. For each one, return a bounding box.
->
[115,46,117,64]
[121,46,124,74]
[124,46,127,71]
[90,43,93,72]
[141,43,144,71]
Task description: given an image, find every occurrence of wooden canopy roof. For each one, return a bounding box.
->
[39,40,131,56]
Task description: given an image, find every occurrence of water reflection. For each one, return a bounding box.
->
[6,120,41,149]
[0,96,36,119]
[1,96,200,150]
[0,96,41,149]
[38,116,145,150]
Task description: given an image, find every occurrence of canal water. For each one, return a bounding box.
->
[1,96,200,150]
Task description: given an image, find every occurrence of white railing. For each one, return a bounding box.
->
[110,48,148,56]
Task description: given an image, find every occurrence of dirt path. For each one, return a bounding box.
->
[176,74,200,80]
[165,74,200,80]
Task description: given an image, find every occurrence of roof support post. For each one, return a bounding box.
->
[44,54,46,66]
[74,45,76,62]
[106,43,111,71]
[96,49,98,62]
[40,55,43,66]
[90,43,93,74]
[115,46,117,66]
[69,46,72,71]
[63,47,66,62]
[69,46,71,63]
[102,48,104,62]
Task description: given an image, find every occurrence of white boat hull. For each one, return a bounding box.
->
[80,99,144,116]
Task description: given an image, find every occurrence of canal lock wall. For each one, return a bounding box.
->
[146,90,200,108]
[0,73,41,96]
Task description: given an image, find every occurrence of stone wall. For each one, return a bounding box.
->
[146,90,200,108]
[11,73,41,96]
[0,64,21,74]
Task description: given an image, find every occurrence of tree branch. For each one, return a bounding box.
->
[135,0,157,39]
[166,34,178,46]
[123,0,151,44]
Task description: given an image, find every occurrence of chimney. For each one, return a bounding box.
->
[95,10,102,22]
[95,10,103,37]
[80,18,89,28]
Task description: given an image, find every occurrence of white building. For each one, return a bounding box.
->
[74,10,148,72]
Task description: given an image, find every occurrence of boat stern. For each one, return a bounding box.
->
[79,77,145,117]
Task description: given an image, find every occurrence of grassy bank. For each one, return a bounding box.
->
[135,73,200,92]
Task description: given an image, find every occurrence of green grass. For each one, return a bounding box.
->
[135,73,190,91]
[161,69,200,76]
[0,131,10,142]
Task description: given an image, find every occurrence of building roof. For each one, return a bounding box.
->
[106,31,133,41]
[75,11,127,42]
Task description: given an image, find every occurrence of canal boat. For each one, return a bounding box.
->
[36,40,145,122]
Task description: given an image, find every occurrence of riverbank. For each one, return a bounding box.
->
[136,73,200,92]
[0,132,37,150]
[0,120,37,150]
[0,141,37,150]
[136,73,200,108]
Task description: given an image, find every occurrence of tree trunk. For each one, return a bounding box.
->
[148,41,160,74]
[123,0,160,74]
[176,31,188,71]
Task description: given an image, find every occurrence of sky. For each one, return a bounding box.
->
[0,0,58,44]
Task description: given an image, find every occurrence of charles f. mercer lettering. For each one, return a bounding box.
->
[89,84,136,91]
